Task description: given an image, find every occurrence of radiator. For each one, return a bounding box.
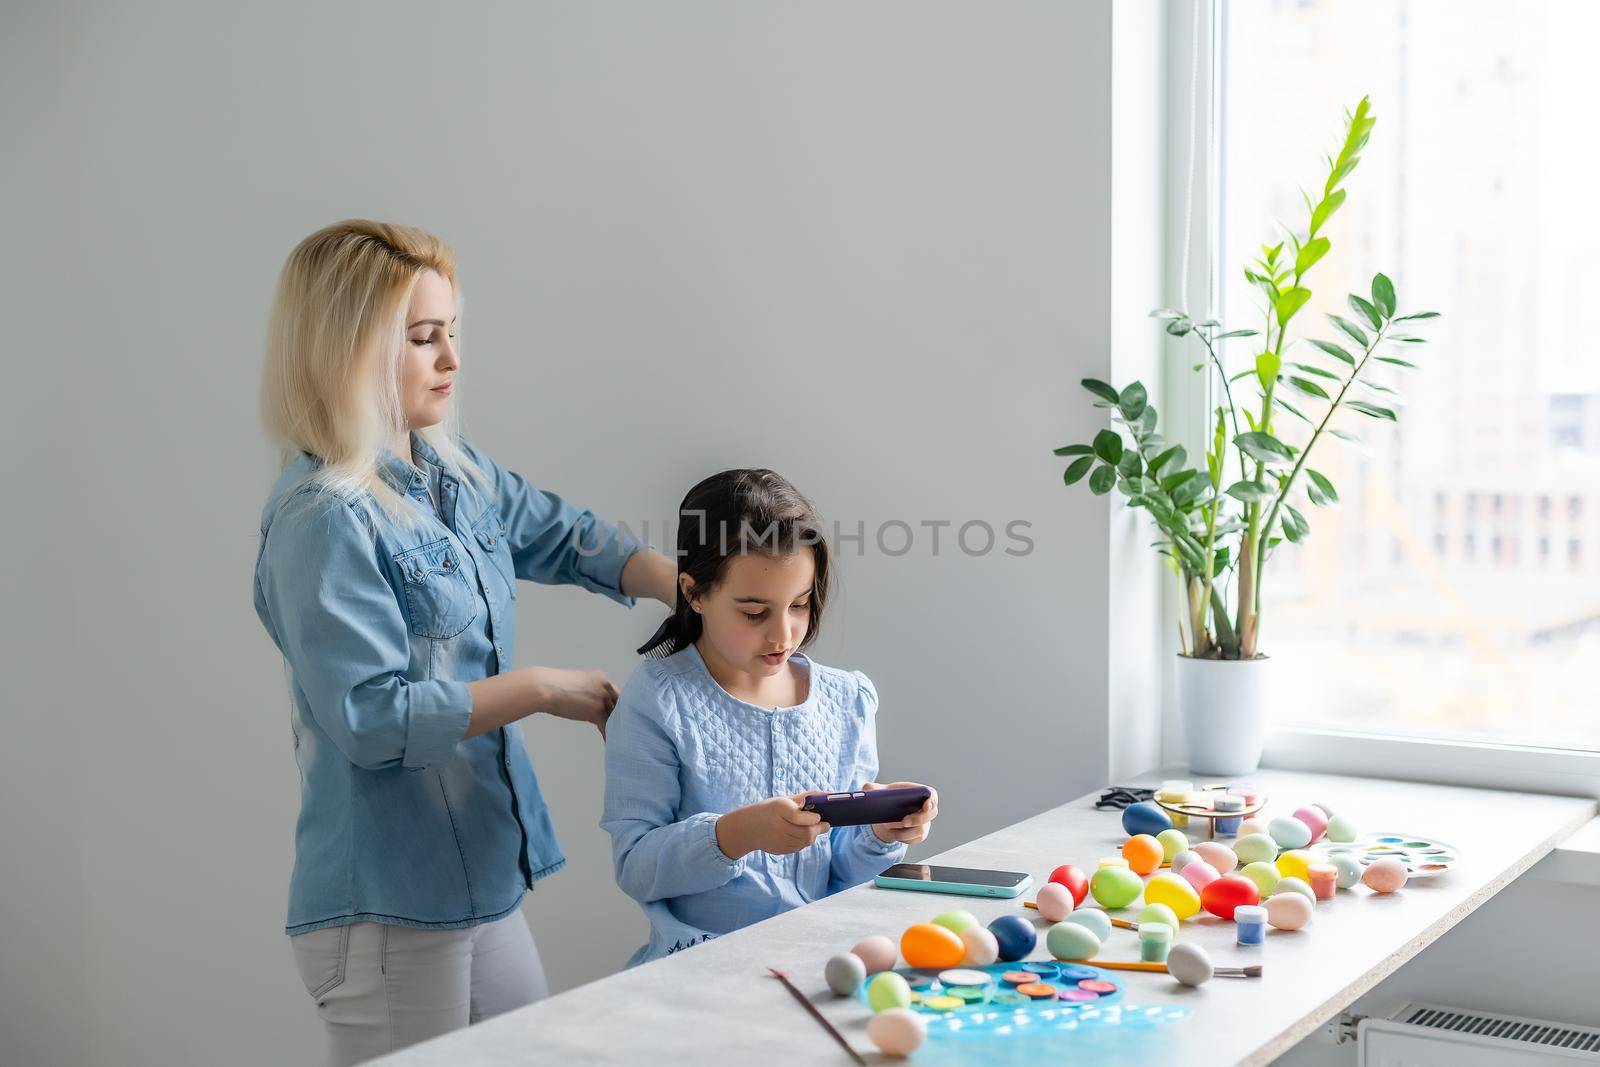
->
[1358,1002,1600,1065]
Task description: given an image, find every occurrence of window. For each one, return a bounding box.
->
[1217,0,1600,749]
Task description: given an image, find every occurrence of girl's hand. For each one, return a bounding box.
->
[715,793,831,860]
[527,667,620,738]
[867,781,939,845]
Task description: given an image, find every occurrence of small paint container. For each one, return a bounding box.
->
[1137,922,1172,963]
[1097,857,1130,869]
[1308,863,1338,901]
[1155,787,1189,827]
[1160,779,1194,794]
[1234,904,1268,945]
[1228,784,1260,806]
[1214,794,1245,836]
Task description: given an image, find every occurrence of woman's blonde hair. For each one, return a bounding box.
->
[261,219,485,524]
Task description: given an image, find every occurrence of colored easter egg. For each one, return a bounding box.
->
[1326,814,1359,843]
[1179,859,1220,891]
[1089,865,1143,910]
[1122,834,1164,875]
[1062,907,1113,942]
[1239,860,1281,896]
[1136,903,1180,936]
[1237,817,1270,838]
[1276,849,1314,881]
[988,915,1038,962]
[959,925,999,966]
[931,909,978,936]
[1265,891,1312,931]
[900,923,965,970]
[1293,806,1329,842]
[1200,875,1260,920]
[1122,801,1172,837]
[1331,854,1364,889]
[825,952,867,996]
[851,935,898,974]
[1192,841,1238,875]
[1233,833,1278,866]
[1048,864,1090,906]
[1272,876,1314,902]
[1269,816,1313,850]
[1143,872,1202,920]
[1157,828,1190,862]
[1046,920,1101,961]
[867,1007,927,1057]
[1166,942,1214,987]
[1036,882,1075,922]
[1363,858,1409,894]
[868,971,913,1013]
[1171,849,1201,874]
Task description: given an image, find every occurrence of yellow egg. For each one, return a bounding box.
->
[1142,872,1201,920]
[1276,849,1314,881]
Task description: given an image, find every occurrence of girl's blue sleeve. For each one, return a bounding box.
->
[602,669,746,902]
[458,437,642,605]
[828,671,906,893]
[253,494,471,771]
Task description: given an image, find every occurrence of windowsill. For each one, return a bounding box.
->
[1260,725,1600,799]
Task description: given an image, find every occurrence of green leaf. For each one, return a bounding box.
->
[1135,407,1158,435]
[1234,431,1295,466]
[1081,378,1121,404]
[1117,450,1143,478]
[1093,429,1123,464]
[1275,286,1313,327]
[1325,157,1359,195]
[1349,293,1383,330]
[1149,308,1185,320]
[1053,443,1094,456]
[1288,375,1332,400]
[1255,351,1281,392]
[1346,400,1397,421]
[1310,188,1346,236]
[1162,468,1200,494]
[1282,505,1310,543]
[1328,314,1369,347]
[1295,237,1330,275]
[1063,456,1095,485]
[1395,310,1440,321]
[1226,480,1274,504]
[1375,355,1418,369]
[1372,273,1396,317]
[1166,319,1193,336]
[1275,396,1313,424]
[1088,465,1117,495]
[1171,473,1208,506]
[1119,381,1148,421]
[1308,339,1356,365]
[1306,469,1339,507]
[1215,328,1260,340]
[1151,445,1187,475]
[1290,362,1341,380]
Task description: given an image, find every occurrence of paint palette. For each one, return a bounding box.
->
[858,962,1132,1034]
[1321,832,1461,878]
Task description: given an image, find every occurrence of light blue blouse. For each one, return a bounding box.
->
[601,643,905,965]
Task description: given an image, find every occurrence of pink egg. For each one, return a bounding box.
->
[1238,817,1270,838]
[1362,858,1408,894]
[1036,882,1076,922]
[1192,841,1238,875]
[1180,859,1221,891]
[1293,806,1329,843]
[1265,890,1312,930]
[851,935,899,974]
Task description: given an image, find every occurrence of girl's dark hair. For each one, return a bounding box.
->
[636,469,832,659]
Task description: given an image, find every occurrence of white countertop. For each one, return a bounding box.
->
[375,768,1595,1066]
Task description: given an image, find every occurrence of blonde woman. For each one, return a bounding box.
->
[253,220,677,1064]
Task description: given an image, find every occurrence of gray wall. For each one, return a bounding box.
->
[1,3,1125,1063]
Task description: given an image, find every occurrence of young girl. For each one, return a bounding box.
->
[601,469,939,964]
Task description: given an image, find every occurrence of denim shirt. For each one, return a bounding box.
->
[253,433,641,935]
[601,644,905,965]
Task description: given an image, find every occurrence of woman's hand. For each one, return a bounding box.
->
[715,793,831,860]
[526,666,620,737]
[866,781,939,846]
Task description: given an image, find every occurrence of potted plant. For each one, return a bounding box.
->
[1054,97,1438,775]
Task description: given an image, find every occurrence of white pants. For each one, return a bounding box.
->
[289,909,548,1066]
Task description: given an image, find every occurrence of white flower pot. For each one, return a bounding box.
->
[1175,654,1268,777]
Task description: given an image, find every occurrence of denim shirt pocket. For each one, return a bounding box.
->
[471,507,516,596]
[393,538,478,639]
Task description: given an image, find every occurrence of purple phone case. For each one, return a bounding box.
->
[802,785,931,827]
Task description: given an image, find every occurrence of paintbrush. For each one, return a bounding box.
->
[767,968,867,1065]
[1023,901,1137,929]
[1091,959,1263,978]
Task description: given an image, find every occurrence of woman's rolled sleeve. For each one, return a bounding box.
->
[255,494,471,770]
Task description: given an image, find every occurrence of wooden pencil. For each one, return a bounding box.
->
[767,967,867,1065]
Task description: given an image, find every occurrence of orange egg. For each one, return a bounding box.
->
[899,922,966,969]
[1121,834,1164,876]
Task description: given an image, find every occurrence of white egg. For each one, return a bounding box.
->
[1166,942,1213,987]
[867,1007,927,1058]
[959,925,999,966]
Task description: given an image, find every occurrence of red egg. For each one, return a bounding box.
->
[1200,874,1261,920]
[1292,806,1329,843]
[1049,864,1089,906]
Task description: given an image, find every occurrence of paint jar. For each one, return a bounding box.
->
[1234,904,1268,945]
[1308,863,1338,901]
[1097,857,1130,869]
[1214,794,1245,836]
[1228,784,1260,806]
[1156,784,1190,828]
[1138,922,1172,963]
